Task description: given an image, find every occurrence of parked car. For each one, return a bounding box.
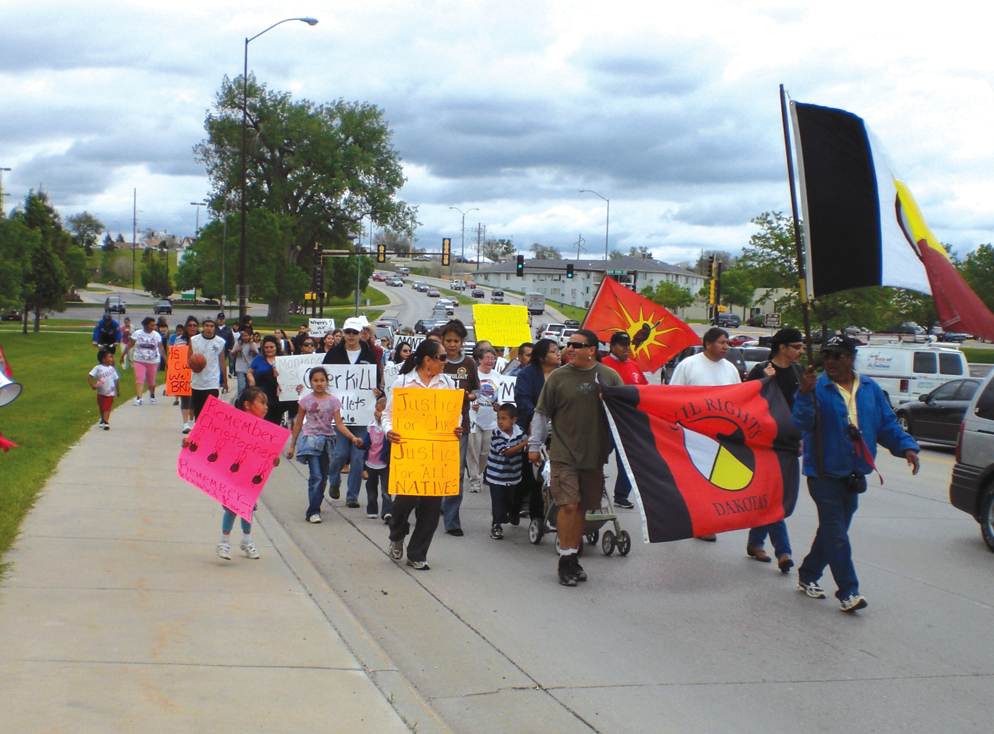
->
[663,345,748,384]
[152,299,173,315]
[727,333,754,347]
[104,295,126,314]
[710,312,741,328]
[936,332,971,343]
[558,328,579,348]
[427,288,441,297]
[949,369,994,552]
[1,309,22,322]
[740,346,772,374]
[471,289,485,298]
[894,378,981,446]
[855,343,969,408]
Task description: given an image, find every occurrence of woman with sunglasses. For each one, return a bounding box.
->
[512,338,560,520]
[247,335,284,424]
[383,338,461,570]
[390,342,412,366]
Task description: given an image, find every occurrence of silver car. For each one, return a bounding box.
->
[949,369,994,552]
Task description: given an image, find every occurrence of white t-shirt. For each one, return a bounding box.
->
[669,352,741,387]
[190,334,226,390]
[130,329,162,364]
[474,369,500,431]
[89,364,120,396]
[346,348,361,365]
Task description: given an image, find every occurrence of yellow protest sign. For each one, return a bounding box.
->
[472,304,532,347]
[389,387,463,496]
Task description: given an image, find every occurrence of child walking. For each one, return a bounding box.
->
[486,403,528,540]
[286,366,363,523]
[359,397,392,522]
[88,348,120,431]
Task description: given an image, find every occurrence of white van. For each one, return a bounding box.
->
[855,341,970,408]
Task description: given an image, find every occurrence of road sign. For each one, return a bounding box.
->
[765,313,781,328]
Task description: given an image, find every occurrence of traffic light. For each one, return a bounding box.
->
[441,237,451,267]
[566,263,574,279]
[516,254,524,277]
[376,244,386,263]
[708,254,716,277]
[315,267,323,292]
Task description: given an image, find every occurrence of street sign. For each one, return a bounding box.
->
[607,269,627,276]
[765,313,781,328]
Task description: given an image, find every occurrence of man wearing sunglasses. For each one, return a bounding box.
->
[528,329,623,586]
[323,317,384,507]
[794,334,919,613]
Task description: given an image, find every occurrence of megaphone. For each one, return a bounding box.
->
[0,372,23,408]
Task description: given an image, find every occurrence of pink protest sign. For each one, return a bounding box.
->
[176,396,290,522]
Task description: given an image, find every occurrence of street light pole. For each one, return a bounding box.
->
[190,200,208,234]
[0,167,10,214]
[579,189,609,260]
[449,206,478,269]
[238,16,318,323]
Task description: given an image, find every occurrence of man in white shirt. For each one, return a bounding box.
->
[189,317,228,419]
[668,327,740,541]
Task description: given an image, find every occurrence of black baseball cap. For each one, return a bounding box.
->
[610,331,631,346]
[821,334,857,355]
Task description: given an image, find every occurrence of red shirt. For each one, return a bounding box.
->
[601,354,648,385]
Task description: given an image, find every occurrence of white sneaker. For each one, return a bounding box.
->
[308,514,322,524]
[239,541,260,559]
[134,397,142,406]
[388,539,404,561]
[216,542,231,560]
[149,395,156,405]
[367,513,378,519]
[182,422,192,434]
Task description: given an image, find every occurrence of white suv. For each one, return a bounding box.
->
[540,323,565,342]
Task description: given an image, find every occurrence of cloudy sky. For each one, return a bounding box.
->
[2,0,993,266]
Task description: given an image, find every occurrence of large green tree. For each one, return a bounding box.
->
[0,217,39,312]
[66,211,105,256]
[194,74,417,321]
[719,268,754,316]
[13,192,77,331]
[482,238,515,263]
[961,243,994,314]
[640,281,693,311]
[530,243,562,260]
[141,252,174,298]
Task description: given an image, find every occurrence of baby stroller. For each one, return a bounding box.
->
[527,447,632,556]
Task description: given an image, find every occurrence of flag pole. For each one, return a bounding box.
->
[780,83,823,475]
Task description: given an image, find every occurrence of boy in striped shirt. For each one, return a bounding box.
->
[485,403,529,540]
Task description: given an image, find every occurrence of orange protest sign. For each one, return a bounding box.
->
[389,387,463,496]
[165,345,192,396]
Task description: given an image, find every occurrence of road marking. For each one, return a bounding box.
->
[921,455,954,466]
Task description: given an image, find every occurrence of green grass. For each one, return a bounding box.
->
[0,333,167,574]
[437,287,475,306]
[544,300,588,323]
[963,348,994,364]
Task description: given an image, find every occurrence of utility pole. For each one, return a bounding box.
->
[132,189,138,293]
[574,234,586,260]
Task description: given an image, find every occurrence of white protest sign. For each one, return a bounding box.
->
[477,371,516,406]
[395,335,425,349]
[324,364,378,425]
[384,362,401,397]
[308,318,336,339]
[275,354,324,402]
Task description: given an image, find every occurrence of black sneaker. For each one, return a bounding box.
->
[490,524,503,540]
[345,499,360,508]
[446,528,464,537]
[570,555,587,582]
[329,486,341,500]
[558,556,577,586]
[614,499,635,509]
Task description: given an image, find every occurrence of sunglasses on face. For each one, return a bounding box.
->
[433,353,448,362]
[343,329,360,335]
[302,342,314,347]
[567,341,595,350]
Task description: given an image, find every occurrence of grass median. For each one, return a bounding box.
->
[0,332,165,575]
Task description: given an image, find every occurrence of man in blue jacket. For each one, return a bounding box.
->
[793,334,919,612]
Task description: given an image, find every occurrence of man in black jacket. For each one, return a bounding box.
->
[322,317,384,506]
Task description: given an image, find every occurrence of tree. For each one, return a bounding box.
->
[529,243,562,260]
[482,238,515,263]
[13,191,75,331]
[0,217,39,312]
[102,232,115,251]
[141,252,174,298]
[195,74,417,321]
[961,243,994,314]
[640,281,693,312]
[693,250,734,276]
[374,229,412,257]
[607,249,624,260]
[115,232,125,243]
[628,246,653,259]
[174,247,203,297]
[719,268,754,316]
[67,211,105,256]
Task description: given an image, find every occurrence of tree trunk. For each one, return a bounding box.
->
[22,303,28,335]
[34,307,41,333]
[267,299,290,324]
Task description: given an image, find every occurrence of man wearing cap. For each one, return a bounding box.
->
[669,327,740,540]
[600,331,648,509]
[323,317,384,507]
[794,334,920,612]
[744,328,805,571]
[215,312,235,377]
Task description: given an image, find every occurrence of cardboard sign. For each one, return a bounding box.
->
[177,396,290,522]
[383,362,401,396]
[325,364,377,424]
[274,354,324,402]
[394,335,425,349]
[473,304,531,347]
[477,371,516,407]
[308,318,336,339]
[165,345,192,396]
[389,387,463,496]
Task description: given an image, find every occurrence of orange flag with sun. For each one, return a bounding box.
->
[582,277,699,373]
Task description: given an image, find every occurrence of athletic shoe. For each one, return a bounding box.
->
[182,422,192,435]
[173,398,179,405]
[446,528,464,537]
[388,539,404,561]
[134,397,142,406]
[614,499,635,509]
[778,554,794,574]
[490,524,503,540]
[103,424,110,431]
[98,419,106,426]
[798,580,826,599]
[840,593,868,612]
[149,396,156,405]
[346,499,360,509]
[570,555,587,582]
[383,514,392,524]
[406,559,430,570]
[558,556,577,587]
[239,541,260,559]
[468,487,480,493]
[329,486,341,500]
[308,514,322,524]
[216,542,231,560]
[367,513,378,519]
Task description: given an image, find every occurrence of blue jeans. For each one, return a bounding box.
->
[365,465,392,517]
[222,508,252,535]
[442,433,470,531]
[612,446,631,502]
[305,452,331,519]
[328,426,368,502]
[798,476,861,600]
[235,372,249,396]
[747,520,792,558]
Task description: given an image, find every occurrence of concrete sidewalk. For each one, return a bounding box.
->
[0,395,442,732]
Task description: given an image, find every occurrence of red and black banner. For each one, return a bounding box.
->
[603,378,800,543]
